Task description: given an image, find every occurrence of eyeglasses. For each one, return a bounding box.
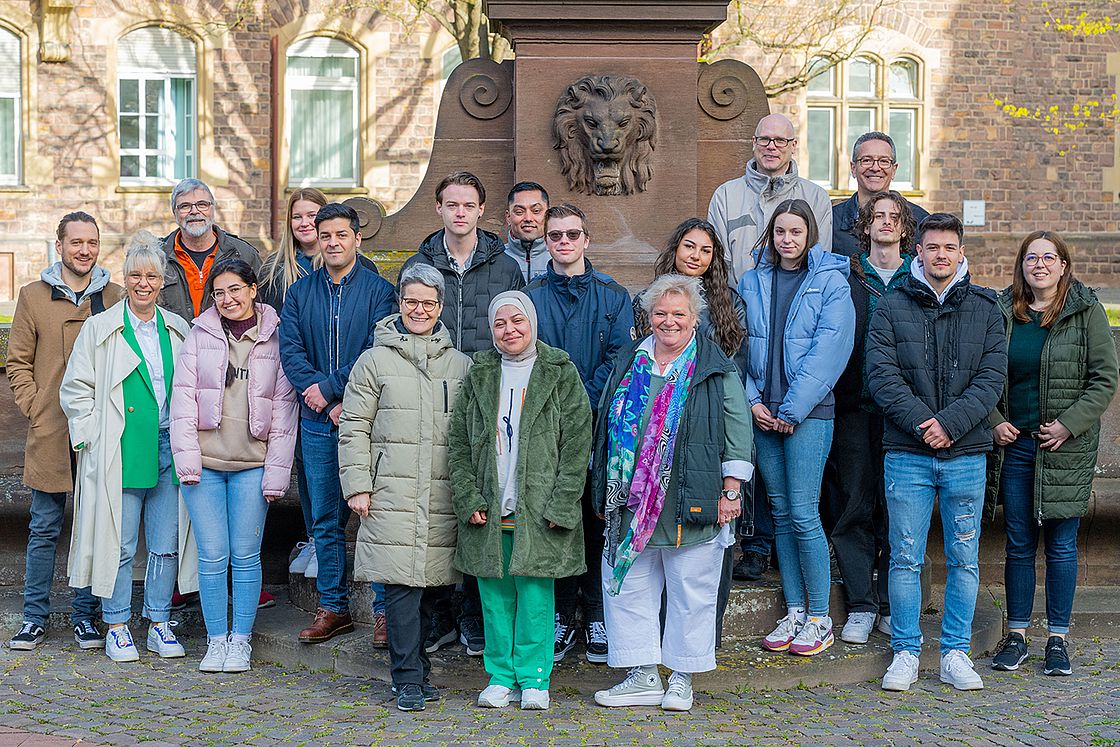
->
[176,200,213,214]
[753,136,793,148]
[211,284,249,301]
[546,229,586,242]
[1024,252,1061,267]
[854,156,896,169]
[402,297,440,312]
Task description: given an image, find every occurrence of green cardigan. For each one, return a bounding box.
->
[120,307,175,490]
[448,341,592,579]
[986,281,1119,521]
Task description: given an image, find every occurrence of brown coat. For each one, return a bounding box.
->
[7,278,123,493]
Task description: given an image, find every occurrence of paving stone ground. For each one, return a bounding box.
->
[0,637,1117,746]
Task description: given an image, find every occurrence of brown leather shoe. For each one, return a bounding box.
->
[372,611,388,648]
[298,607,355,643]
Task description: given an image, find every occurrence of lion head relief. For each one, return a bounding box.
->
[552,75,658,197]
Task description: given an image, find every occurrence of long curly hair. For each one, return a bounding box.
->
[853,190,917,257]
[1011,230,1074,329]
[635,218,745,358]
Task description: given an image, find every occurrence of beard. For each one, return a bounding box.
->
[181,216,214,239]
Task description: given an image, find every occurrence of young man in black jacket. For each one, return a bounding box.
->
[866,213,1006,693]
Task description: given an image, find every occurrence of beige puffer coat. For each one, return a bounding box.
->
[338,315,472,587]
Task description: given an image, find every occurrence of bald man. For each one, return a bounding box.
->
[708,114,834,283]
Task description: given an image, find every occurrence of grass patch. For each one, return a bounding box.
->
[1105,305,1119,326]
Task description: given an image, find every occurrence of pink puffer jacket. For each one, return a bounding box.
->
[170,303,298,496]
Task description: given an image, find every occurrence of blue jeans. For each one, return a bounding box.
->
[24,488,99,626]
[103,430,178,625]
[1000,436,1080,634]
[301,419,350,614]
[739,470,774,556]
[754,419,833,617]
[371,583,386,615]
[181,467,268,637]
[885,450,985,655]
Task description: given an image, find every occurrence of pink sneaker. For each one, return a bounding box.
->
[762,613,804,652]
[789,617,834,656]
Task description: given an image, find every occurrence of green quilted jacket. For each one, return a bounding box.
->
[448,341,592,579]
[986,281,1119,521]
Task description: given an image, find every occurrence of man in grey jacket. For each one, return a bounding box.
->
[707,114,833,283]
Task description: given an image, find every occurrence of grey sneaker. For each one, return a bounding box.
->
[477,684,515,708]
[660,671,693,711]
[840,612,877,644]
[882,650,920,691]
[877,614,892,637]
[940,650,984,691]
[594,666,665,707]
[520,688,549,710]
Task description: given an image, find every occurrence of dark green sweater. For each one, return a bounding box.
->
[1006,310,1048,432]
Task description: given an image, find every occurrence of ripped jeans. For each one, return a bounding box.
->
[884,451,985,655]
[102,430,179,625]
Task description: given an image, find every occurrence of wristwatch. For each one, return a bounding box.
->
[720,488,741,502]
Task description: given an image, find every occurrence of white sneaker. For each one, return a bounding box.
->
[288,541,314,574]
[520,688,549,710]
[762,613,804,652]
[840,612,877,644]
[881,651,920,691]
[146,623,186,658]
[940,650,984,691]
[224,638,252,673]
[477,684,515,708]
[105,626,140,662]
[877,615,892,637]
[303,545,319,579]
[199,637,228,672]
[660,671,693,711]
[594,666,665,707]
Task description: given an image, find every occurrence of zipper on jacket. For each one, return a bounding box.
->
[372,450,384,485]
[443,381,449,413]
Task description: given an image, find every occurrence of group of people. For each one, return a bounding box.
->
[6,113,1117,712]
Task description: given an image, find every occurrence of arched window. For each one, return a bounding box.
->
[117,26,197,183]
[805,54,925,192]
[0,27,21,185]
[286,36,360,187]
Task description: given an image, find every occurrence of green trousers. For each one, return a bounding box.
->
[476,529,555,690]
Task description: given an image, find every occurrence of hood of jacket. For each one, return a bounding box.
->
[373,314,457,369]
[192,302,281,344]
[744,158,806,199]
[755,243,851,280]
[908,254,970,304]
[41,263,112,305]
[417,228,506,270]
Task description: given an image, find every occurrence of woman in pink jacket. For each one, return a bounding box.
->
[171,258,298,674]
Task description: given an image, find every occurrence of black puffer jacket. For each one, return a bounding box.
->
[866,270,1007,458]
[401,228,524,354]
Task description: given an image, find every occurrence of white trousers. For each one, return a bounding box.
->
[600,538,724,673]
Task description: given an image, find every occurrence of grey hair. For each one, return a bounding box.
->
[398,262,445,304]
[852,131,896,162]
[170,178,215,214]
[122,230,167,277]
[640,273,706,318]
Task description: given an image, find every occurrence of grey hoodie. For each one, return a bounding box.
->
[40,262,112,306]
[707,159,834,284]
[910,254,970,304]
[503,234,549,283]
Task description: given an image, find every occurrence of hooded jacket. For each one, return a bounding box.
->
[708,159,834,283]
[866,259,1007,458]
[6,265,122,493]
[504,234,550,283]
[401,228,525,354]
[338,316,473,587]
[158,226,262,323]
[985,282,1118,521]
[525,259,635,411]
[738,245,855,425]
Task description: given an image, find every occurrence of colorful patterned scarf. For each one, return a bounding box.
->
[604,336,698,595]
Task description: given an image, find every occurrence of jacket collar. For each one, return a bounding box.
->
[755,243,851,279]
[94,298,189,346]
[42,263,112,305]
[744,158,804,198]
[908,255,970,305]
[418,228,505,270]
[469,341,570,435]
[544,258,593,292]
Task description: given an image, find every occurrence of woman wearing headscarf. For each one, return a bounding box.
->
[591,274,752,712]
[448,291,592,711]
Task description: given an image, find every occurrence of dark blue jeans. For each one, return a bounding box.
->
[1000,436,1080,634]
[24,489,99,626]
[301,419,350,614]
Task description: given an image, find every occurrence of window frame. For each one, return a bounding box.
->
[0,26,23,186]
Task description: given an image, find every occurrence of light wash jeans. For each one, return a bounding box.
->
[753,418,834,617]
[181,466,268,638]
[102,430,178,625]
[884,450,985,655]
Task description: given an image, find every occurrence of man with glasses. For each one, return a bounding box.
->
[832,132,929,258]
[525,204,634,666]
[707,113,833,283]
[159,178,262,323]
[504,181,551,282]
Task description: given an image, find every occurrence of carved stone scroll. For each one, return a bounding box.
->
[459,65,513,121]
[40,0,76,63]
[698,59,752,121]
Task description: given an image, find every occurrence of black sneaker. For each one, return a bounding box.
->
[554,612,577,662]
[9,622,45,651]
[396,683,425,712]
[733,551,769,582]
[1043,636,1072,676]
[458,615,485,656]
[424,610,457,653]
[391,680,441,702]
[73,620,101,650]
[585,619,608,664]
[991,632,1029,671]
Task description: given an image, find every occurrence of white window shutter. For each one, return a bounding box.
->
[118,26,196,76]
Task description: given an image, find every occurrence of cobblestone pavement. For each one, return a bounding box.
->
[0,639,1117,746]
